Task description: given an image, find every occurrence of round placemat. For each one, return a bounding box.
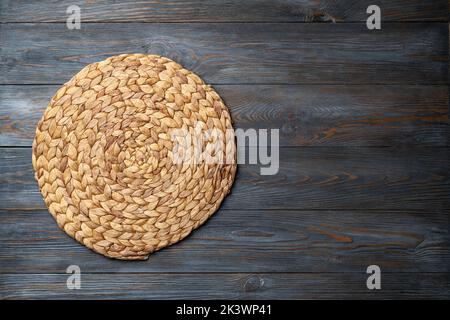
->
[32,53,237,260]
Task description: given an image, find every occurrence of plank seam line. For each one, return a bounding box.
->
[1,83,449,87]
[2,208,449,212]
[2,146,450,149]
[0,21,448,24]
[1,272,449,275]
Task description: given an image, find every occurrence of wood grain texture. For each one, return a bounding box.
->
[0,23,448,85]
[0,85,448,147]
[1,147,448,211]
[1,273,449,299]
[0,0,447,23]
[0,0,449,299]
[0,209,448,273]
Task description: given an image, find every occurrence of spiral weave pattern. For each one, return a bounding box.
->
[32,54,237,260]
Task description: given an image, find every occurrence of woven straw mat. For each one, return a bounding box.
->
[32,54,237,260]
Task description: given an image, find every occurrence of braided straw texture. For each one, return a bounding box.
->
[32,54,236,260]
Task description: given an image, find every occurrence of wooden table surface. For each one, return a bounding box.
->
[0,0,449,299]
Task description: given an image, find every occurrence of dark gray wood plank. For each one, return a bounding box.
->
[0,0,447,22]
[0,23,447,85]
[0,209,448,273]
[1,85,448,147]
[1,273,448,299]
[0,147,448,211]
